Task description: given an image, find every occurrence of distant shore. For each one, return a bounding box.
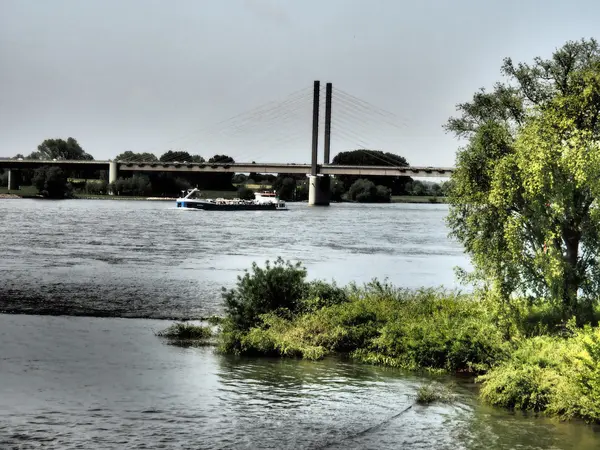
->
[1,187,448,204]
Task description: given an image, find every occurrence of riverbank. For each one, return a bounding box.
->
[391,195,448,204]
[1,186,447,203]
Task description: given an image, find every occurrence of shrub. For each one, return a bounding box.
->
[84,180,109,195]
[222,258,307,330]
[299,280,348,313]
[156,323,212,339]
[353,292,507,373]
[220,279,506,373]
[33,166,70,198]
[479,325,600,422]
[237,186,255,200]
[416,384,454,404]
[111,175,152,196]
[348,179,391,203]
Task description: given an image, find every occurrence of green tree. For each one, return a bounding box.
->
[446,38,600,319]
[348,178,391,203]
[26,151,43,160]
[332,149,412,194]
[232,173,248,184]
[273,176,296,200]
[208,154,235,164]
[410,180,427,196]
[33,166,70,198]
[330,178,345,202]
[110,174,153,196]
[223,258,308,330]
[201,154,236,190]
[115,151,158,162]
[36,137,93,160]
[159,150,191,162]
[237,186,255,200]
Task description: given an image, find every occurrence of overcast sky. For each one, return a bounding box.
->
[1,0,599,166]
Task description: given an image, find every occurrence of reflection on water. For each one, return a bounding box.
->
[0,200,468,319]
[1,314,598,449]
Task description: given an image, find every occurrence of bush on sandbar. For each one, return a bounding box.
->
[219,260,507,373]
[216,258,600,423]
[416,384,455,405]
[156,323,212,340]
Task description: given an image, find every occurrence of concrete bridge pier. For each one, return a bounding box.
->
[308,175,330,206]
[7,169,19,191]
[108,161,118,195]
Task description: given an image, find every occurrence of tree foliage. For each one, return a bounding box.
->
[330,178,345,202]
[203,154,236,190]
[332,149,408,166]
[223,258,308,330]
[208,154,235,164]
[36,138,93,160]
[110,175,153,196]
[33,166,70,198]
[348,179,391,203]
[237,186,255,200]
[273,176,296,200]
[332,149,412,194]
[446,38,600,319]
[115,151,158,162]
[159,150,191,162]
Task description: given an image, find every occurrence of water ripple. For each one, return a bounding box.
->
[0,200,468,319]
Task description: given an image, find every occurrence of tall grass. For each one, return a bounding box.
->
[156,323,212,339]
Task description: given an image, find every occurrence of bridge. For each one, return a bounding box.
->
[1,81,454,205]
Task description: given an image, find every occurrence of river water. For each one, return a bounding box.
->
[1,200,599,449]
[0,200,466,319]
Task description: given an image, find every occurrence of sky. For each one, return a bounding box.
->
[1,0,600,167]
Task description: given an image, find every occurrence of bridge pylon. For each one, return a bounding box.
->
[7,169,19,191]
[308,80,332,206]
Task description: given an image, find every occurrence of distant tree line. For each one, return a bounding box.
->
[238,150,450,203]
[4,141,449,202]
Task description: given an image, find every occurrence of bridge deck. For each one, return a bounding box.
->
[0,160,454,177]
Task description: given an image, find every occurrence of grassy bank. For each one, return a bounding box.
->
[0,186,39,198]
[0,186,238,201]
[391,195,448,204]
[162,258,600,423]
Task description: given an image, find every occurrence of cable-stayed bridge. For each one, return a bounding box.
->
[1,81,454,205]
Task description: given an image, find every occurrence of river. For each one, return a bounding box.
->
[1,199,599,449]
[0,200,466,318]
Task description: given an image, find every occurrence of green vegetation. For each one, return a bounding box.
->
[479,324,600,422]
[237,185,255,200]
[446,38,600,321]
[213,256,600,423]
[416,384,455,405]
[3,143,446,202]
[391,195,447,204]
[219,262,506,372]
[332,149,412,197]
[33,166,71,198]
[0,185,38,197]
[156,322,213,340]
[348,179,391,203]
[33,137,93,161]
